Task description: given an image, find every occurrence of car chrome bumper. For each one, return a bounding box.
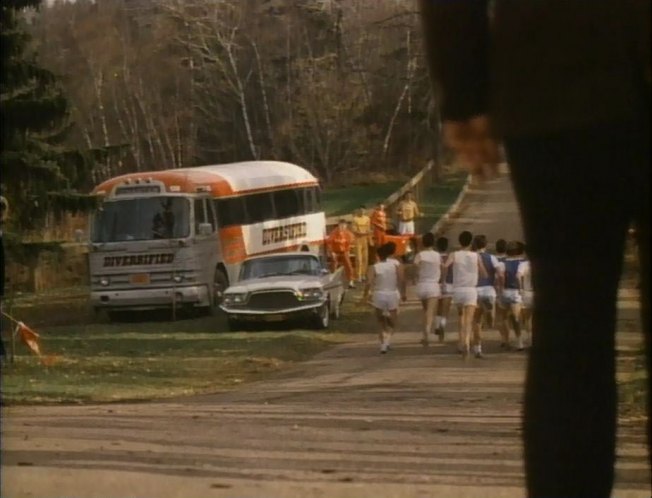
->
[220,300,325,316]
[91,285,210,310]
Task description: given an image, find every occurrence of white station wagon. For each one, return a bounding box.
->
[220,252,346,330]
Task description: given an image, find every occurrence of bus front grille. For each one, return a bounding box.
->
[248,291,299,310]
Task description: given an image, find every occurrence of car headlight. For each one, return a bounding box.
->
[223,293,248,305]
[297,287,324,300]
[100,277,110,287]
[172,275,183,283]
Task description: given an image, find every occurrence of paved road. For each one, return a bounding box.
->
[2,173,649,498]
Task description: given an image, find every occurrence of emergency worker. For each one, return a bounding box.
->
[327,219,355,288]
[351,206,372,283]
[370,202,387,251]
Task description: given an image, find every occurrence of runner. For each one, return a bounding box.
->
[434,236,453,342]
[414,232,441,347]
[499,240,526,351]
[495,239,507,262]
[517,248,534,347]
[493,238,508,345]
[472,234,504,358]
[363,242,406,354]
[442,230,487,358]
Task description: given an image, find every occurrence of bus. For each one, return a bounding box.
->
[88,161,325,317]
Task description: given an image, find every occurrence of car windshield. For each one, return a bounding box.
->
[91,197,190,242]
[240,255,322,280]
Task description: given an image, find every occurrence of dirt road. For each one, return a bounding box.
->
[2,173,649,498]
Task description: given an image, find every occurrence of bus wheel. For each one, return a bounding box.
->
[313,303,330,329]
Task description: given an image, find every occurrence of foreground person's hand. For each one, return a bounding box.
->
[442,115,501,183]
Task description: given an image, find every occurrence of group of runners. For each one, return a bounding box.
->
[362,230,533,357]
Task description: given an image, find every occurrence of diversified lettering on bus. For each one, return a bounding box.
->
[103,253,175,267]
[262,222,308,246]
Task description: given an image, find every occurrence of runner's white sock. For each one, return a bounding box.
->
[440,318,447,328]
[435,316,442,328]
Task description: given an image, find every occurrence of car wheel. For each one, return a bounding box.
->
[227,316,243,331]
[313,303,330,329]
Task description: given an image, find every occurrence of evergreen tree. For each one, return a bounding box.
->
[1,0,101,230]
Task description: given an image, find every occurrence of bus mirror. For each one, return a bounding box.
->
[198,223,212,236]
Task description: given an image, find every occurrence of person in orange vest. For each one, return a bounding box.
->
[370,202,387,250]
[327,219,355,288]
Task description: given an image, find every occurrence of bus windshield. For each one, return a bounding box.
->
[91,197,190,242]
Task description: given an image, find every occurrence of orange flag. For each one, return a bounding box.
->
[17,322,42,357]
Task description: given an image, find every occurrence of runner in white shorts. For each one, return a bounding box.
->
[499,241,526,351]
[414,232,442,347]
[435,236,453,342]
[517,255,534,345]
[442,231,488,357]
[471,235,504,358]
[363,241,406,354]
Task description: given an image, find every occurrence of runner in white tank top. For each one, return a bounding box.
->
[363,241,406,354]
[434,236,453,343]
[414,232,441,346]
[442,231,487,357]
[517,256,533,346]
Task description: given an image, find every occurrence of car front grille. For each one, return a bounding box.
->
[247,291,300,310]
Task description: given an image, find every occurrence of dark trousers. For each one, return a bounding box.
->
[505,121,650,497]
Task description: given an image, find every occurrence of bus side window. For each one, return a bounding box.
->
[274,189,301,219]
[245,192,274,224]
[304,187,320,213]
[215,197,247,227]
[314,187,321,211]
[305,187,320,213]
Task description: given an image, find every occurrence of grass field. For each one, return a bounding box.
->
[321,182,403,216]
[413,171,468,234]
[1,299,372,405]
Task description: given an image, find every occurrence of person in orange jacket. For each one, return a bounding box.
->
[327,219,355,288]
[370,202,387,250]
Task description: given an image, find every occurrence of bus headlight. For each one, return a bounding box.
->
[100,277,110,287]
[223,293,247,306]
[298,288,323,300]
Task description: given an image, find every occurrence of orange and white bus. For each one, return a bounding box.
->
[88,161,325,317]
